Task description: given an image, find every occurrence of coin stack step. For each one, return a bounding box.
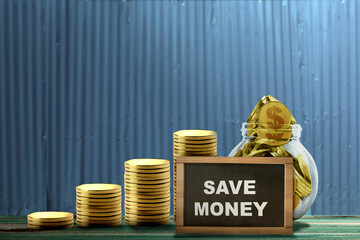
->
[173,130,217,217]
[27,211,74,230]
[125,159,170,226]
[76,183,122,227]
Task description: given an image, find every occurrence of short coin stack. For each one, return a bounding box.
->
[173,130,217,215]
[76,183,122,227]
[125,159,170,226]
[27,211,74,230]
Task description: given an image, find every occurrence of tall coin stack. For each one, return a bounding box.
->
[27,212,74,230]
[125,159,170,226]
[76,183,122,227]
[173,130,217,216]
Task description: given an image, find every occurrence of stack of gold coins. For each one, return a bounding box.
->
[76,183,122,227]
[173,130,217,215]
[124,159,170,226]
[27,211,74,230]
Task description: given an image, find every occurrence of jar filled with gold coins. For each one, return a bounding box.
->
[229,122,318,220]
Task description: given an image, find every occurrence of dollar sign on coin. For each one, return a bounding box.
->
[258,102,292,146]
[266,106,285,140]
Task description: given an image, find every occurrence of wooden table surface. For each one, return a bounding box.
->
[1,216,360,239]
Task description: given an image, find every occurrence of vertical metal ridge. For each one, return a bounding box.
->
[1,0,360,216]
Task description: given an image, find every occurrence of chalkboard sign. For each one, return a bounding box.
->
[175,157,293,234]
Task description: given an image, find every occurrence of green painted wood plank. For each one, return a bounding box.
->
[1,216,360,239]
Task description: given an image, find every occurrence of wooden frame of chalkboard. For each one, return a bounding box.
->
[175,157,293,235]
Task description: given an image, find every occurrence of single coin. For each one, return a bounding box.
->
[125,196,170,204]
[124,178,170,185]
[125,208,169,215]
[77,205,121,212]
[124,203,170,211]
[125,159,169,169]
[125,212,169,219]
[77,214,121,221]
[174,141,217,147]
[76,200,121,206]
[76,195,121,203]
[77,218,122,225]
[28,223,74,230]
[257,101,293,146]
[125,193,170,199]
[76,202,121,208]
[76,191,121,199]
[125,188,169,194]
[77,220,121,227]
[174,150,217,156]
[125,183,170,190]
[76,210,121,217]
[125,219,169,226]
[173,130,217,139]
[174,138,217,144]
[125,167,170,174]
[174,145,217,152]
[124,217,169,224]
[125,188,170,194]
[124,172,170,179]
[125,201,170,208]
[27,212,73,222]
[27,219,74,226]
[76,184,121,194]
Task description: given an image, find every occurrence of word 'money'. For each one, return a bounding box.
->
[194,180,268,217]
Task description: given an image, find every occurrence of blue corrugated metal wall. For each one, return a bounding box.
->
[0,0,359,216]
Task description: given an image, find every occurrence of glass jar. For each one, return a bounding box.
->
[229,122,318,220]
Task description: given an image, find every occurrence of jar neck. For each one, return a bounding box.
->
[241,122,302,140]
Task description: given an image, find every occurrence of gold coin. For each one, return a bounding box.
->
[124,172,170,179]
[125,216,169,223]
[124,178,170,185]
[76,191,121,199]
[257,101,292,146]
[76,210,121,217]
[125,167,169,174]
[125,201,170,208]
[173,130,217,140]
[174,150,217,156]
[77,220,121,227]
[76,202,121,208]
[76,200,121,206]
[77,195,121,203]
[125,159,169,169]
[125,188,170,194]
[174,141,217,147]
[27,219,74,226]
[28,223,74,230]
[77,218,122,225]
[125,182,170,189]
[77,206,121,213]
[27,212,73,222]
[77,214,121,221]
[125,187,170,194]
[125,196,170,203]
[125,208,169,215]
[174,146,217,152]
[125,219,169,226]
[124,204,170,211]
[125,212,169,219]
[125,202,170,208]
[76,184,121,194]
[293,193,301,209]
[174,138,217,144]
[125,193,170,199]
